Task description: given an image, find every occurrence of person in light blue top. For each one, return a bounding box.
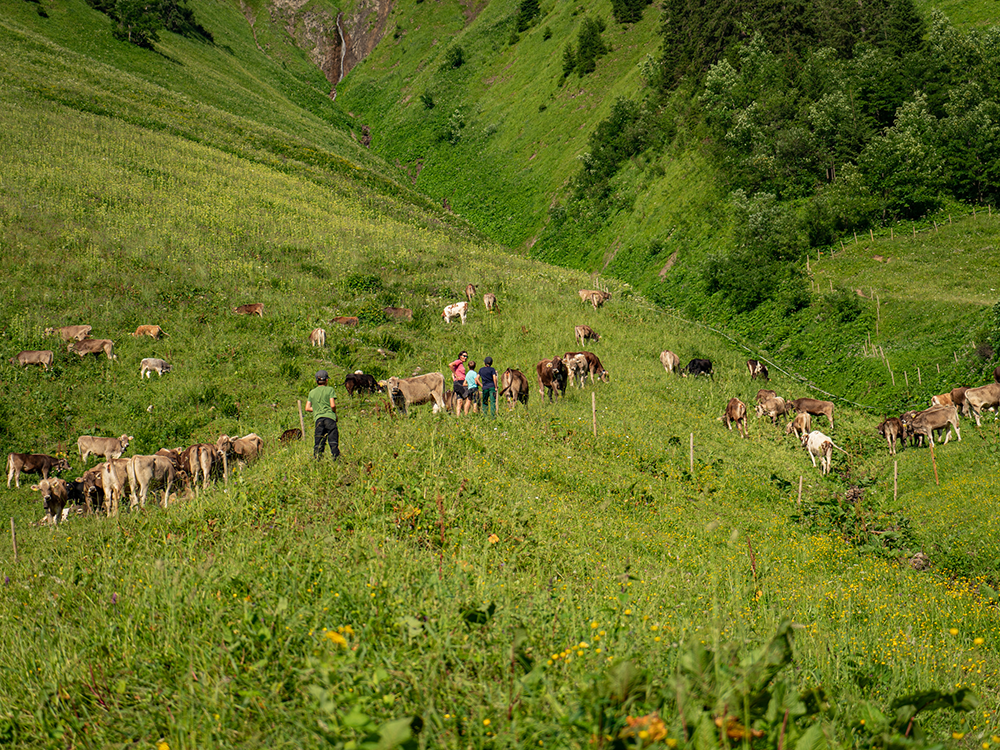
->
[462,360,481,415]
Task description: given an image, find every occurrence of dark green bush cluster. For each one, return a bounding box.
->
[344,273,383,295]
[84,0,212,48]
[515,0,540,33]
[610,0,651,25]
[561,17,607,81]
[441,46,465,71]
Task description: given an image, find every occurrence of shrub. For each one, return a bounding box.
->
[441,46,465,70]
[419,91,434,109]
[344,273,383,294]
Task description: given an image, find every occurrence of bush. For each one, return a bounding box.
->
[344,273,383,294]
[441,46,465,70]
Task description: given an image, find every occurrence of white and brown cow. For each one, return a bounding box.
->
[802,431,835,475]
[69,338,116,359]
[132,325,168,339]
[747,359,769,380]
[574,325,600,347]
[309,328,327,347]
[442,301,468,325]
[45,324,92,342]
[788,398,835,430]
[566,353,590,389]
[385,373,447,415]
[563,351,609,383]
[140,358,172,378]
[234,303,264,317]
[660,350,681,375]
[7,453,71,488]
[12,350,54,371]
[31,477,70,526]
[723,397,748,439]
[78,434,132,464]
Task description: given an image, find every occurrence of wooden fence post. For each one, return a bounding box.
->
[298,399,306,440]
[797,476,802,507]
[870,228,874,241]
[592,392,597,438]
[917,367,921,385]
[689,433,694,475]
[904,371,909,387]
[894,461,898,502]
[10,518,16,564]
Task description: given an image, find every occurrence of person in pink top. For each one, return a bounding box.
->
[449,350,469,405]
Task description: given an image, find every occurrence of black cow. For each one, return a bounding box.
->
[685,359,714,379]
[344,372,381,397]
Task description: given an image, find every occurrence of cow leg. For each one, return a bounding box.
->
[955,422,962,442]
[809,452,817,468]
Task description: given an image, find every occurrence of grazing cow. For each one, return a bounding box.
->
[484,293,497,312]
[660,350,680,375]
[465,284,478,304]
[309,328,327,347]
[537,357,569,402]
[127,455,178,509]
[930,393,953,407]
[802,431,835,475]
[756,389,777,404]
[385,373,447,415]
[69,338,116,359]
[500,368,529,408]
[78,434,132,464]
[31,478,70,526]
[566,353,590,389]
[902,405,962,446]
[563,351,609,383]
[279,428,302,444]
[45,324,92,342]
[756,396,788,425]
[877,417,903,455]
[574,325,600,347]
[384,307,413,321]
[786,412,812,441]
[7,453,71,488]
[132,325,167,339]
[442,301,468,325]
[140,358,172,378]
[788,398,835,430]
[578,289,611,309]
[12,350,54,371]
[964,383,1000,426]
[344,371,381,397]
[747,360,769,380]
[331,316,359,327]
[684,359,714,379]
[217,434,264,469]
[99,459,130,516]
[723,398,748,439]
[234,303,264,317]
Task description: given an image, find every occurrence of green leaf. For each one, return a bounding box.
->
[377,715,423,749]
[342,709,371,728]
[793,722,830,750]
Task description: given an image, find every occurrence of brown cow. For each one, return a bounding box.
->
[234,303,264,317]
[180,444,221,492]
[788,398,835,430]
[69,338,116,359]
[537,357,568,402]
[384,307,413,321]
[127,455,178,509]
[45,324,92,342]
[902,405,961,446]
[385,373,447,415]
[756,389,777,404]
[723,397,747,439]
[7,453,71,488]
[877,417,903,455]
[279,428,302,444]
[12,351,54,371]
[344,372,381,396]
[465,283,478,304]
[78,434,132,463]
[755,396,788,425]
[578,289,611,309]
[964,383,1000,426]
[660,350,680,375]
[747,359,769,380]
[75,465,105,514]
[132,325,168,339]
[574,325,600,347]
[309,328,327,347]
[786,412,812,441]
[100,459,130,516]
[31,478,70,526]
[563,351,609,383]
[566,353,590,388]
[217,434,263,470]
[331,316,359,327]
[483,293,497,312]
[930,393,953,407]
[500,368,529,408]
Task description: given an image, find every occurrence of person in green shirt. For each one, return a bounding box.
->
[305,370,340,460]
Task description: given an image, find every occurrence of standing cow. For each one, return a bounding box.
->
[500,368,529,408]
[574,325,600,347]
[309,328,327,347]
[537,357,568,402]
[747,360,769,380]
[660,350,680,375]
[483,293,497,312]
[442,301,468,325]
[722,398,748,439]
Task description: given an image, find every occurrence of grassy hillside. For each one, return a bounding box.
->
[3,2,1000,748]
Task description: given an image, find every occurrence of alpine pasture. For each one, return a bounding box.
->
[3,4,1000,750]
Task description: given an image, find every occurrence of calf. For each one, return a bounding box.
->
[723,397,747,439]
[877,417,903,455]
[902,405,961,446]
[309,328,327,347]
[344,371,381,397]
[179,444,220,492]
[100,459,130,516]
[684,359,714,379]
[331,316,359,327]
[964,383,1000,426]
[7,453,71,488]
[234,303,264,317]
[217,434,264,470]
[44,324,92,342]
[578,289,611,309]
[786,412,812,441]
[78,435,132,463]
[465,283,478,304]
[537,357,568,402]
[12,351,54,371]
[574,325,600,347]
[483,293,497,312]
[31,478,70,526]
[500,368,529,408]
[756,389,777,404]
[132,325,167,339]
[660,350,680,375]
[563,351,609,383]
[76,465,105,514]
[442,301,468,325]
[747,359,769,380]
[566,353,590,389]
[384,306,413,321]
[802,431,835,475]
[140,358,172,378]
[930,393,953,407]
[788,398,835,430]
[127,455,178,509]
[69,338,116,359]
[756,396,788,425]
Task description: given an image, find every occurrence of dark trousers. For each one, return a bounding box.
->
[482,388,497,417]
[314,417,340,459]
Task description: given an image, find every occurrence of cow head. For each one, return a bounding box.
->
[118,435,133,451]
[52,458,71,474]
[31,478,68,522]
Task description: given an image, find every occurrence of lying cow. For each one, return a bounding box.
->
[484,293,497,312]
[31,478,70,526]
[786,412,812,441]
[384,306,413,321]
[788,398,835,430]
[802,431,836,475]
[7,453,71,488]
[12,350,54,371]
[722,397,747,439]
[44,324,92,342]
[278,428,302,444]
[756,396,788,425]
[902,405,961,446]
[500,368,529,408]
[747,360,769,380]
[964,382,1000,426]
[309,328,327,347]
[344,372,381,397]
[684,359,713,379]
[537,357,569,402]
[140,358,172,378]
[127,455,178,509]
[660,350,680,375]
[132,325,168,339]
[234,303,264,317]
[331,316,359,326]
[877,417,903,455]
[575,325,600,347]
[69,338,116,360]
[385,373,447,415]
[78,434,132,463]
[563,351,609,383]
[442,301,468,325]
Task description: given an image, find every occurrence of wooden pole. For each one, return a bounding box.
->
[930,443,939,486]
[223,452,229,490]
[689,433,694,475]
[854,231,858,244]
[894,461,898,502]
[592,392,597,437]
[917,367,921,385]
[870,228,874,241]
[913,225,916,238]
[10,518,16,564]
[937,363,940,374]
[797,476,802,507]
[949,214,952,224]
[891,227,894,240]
[890,368,895,387]
[298,399,306,440]
[904,371,909,387]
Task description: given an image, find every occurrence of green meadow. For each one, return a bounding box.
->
[3,3,1000,749]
